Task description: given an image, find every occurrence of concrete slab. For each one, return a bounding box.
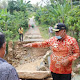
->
[24,39,44,42]
[17,71,51,79]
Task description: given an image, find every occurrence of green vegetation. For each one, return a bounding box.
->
[0,0,33,54]
[0,9,28,41]
[39,25,50,39]
[67,6,80,41]
[35,0,80,42]
[0,0,33,42]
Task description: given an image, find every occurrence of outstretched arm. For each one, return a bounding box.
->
[23,40,50,48]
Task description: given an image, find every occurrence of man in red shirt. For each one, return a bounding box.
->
[23,23,80,80]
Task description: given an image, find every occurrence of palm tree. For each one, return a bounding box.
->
[7,0,33,14]
[50,0,71,23]
[7,0,17,14]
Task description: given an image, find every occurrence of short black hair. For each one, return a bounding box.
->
[0,32,5,48]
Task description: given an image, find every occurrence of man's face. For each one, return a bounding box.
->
[55,30,66,38]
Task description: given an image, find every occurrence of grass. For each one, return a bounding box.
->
[38,24,55,40]
[39,26,49,40]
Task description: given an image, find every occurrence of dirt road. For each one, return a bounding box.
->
[23,16,44,42]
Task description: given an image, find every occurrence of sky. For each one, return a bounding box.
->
[29,0,41,4]
[0,0,41,4]
[27,0,50,6]
[0,0,49,7]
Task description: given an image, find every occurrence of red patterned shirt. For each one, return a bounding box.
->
[31,35,80,74]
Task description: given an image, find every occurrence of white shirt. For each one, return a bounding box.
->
[49,26,53,33]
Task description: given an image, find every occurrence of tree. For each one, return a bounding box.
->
[35,0,71,25]
[7,0,17,14]
[7,0,33,14]
[66,6,80,41]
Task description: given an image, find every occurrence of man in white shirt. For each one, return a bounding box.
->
[48,26,53,38]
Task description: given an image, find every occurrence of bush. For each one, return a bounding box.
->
[0,10,29,41]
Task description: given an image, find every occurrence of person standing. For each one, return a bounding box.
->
[29,24,31,28]
[23,23,80,80]
[32,24,34,28]
[0,32,19,80]
[18,27,23,41]
[48,26,53,38]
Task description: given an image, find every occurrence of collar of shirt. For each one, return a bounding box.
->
[0,58,7,64]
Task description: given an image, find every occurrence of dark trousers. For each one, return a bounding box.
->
[19,34,23,41]
[51,72,71,80]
